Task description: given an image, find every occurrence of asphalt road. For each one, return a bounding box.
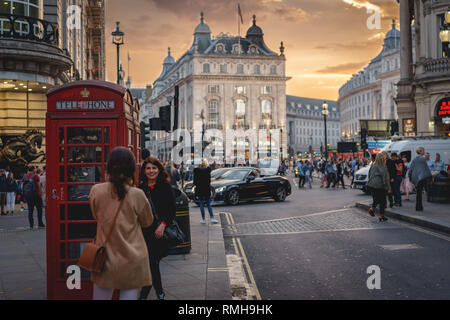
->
[215,173,450,300]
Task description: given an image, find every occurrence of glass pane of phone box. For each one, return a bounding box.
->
[68,166,102,183]
[67,127,102,144]
[68,185,92,202]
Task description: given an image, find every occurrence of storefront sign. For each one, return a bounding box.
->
[56,100,115,110]
[402,118,416,136]
[436,98,450,121]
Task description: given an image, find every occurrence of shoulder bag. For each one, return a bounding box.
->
[78,198,124,273]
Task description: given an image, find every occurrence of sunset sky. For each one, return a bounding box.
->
[105,0,399,101]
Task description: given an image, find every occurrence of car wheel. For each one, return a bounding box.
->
[226,189,240,206]
[274,186,287,202]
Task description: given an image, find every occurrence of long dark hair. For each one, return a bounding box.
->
[107,147,136,200]
[139,157,170,188]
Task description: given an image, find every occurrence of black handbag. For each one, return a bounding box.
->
[161,220,185,248]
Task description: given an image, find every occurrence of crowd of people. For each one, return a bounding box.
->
[0,166,46,228]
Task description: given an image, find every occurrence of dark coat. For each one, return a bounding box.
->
[0,175,6,193]
[193,167,212,197]
[6,178,17,193]
[140,182,176,260]
[386,159,396,180]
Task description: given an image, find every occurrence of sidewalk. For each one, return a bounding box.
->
[356,194,450,235]
[0,206,231,300]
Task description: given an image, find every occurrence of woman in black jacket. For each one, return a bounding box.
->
[6,172,18,215]
[138,157,176,300]
[194,159,218,224]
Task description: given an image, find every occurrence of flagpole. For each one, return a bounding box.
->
[238,4,240,55]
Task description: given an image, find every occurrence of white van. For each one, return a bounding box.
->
[353,136,450,193]
[381,136,450,164]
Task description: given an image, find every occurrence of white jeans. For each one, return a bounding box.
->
[6,192,15,212]
[93,284,138,300]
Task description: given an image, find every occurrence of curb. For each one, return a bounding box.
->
[205,221,232,300]
[355,202,450,235]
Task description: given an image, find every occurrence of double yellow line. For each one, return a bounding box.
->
[222,212,262,300]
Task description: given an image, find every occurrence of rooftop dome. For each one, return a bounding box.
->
[194,12,211,34]
[384,20,400,50]
[246,15,263,38]
[163,47,175,64]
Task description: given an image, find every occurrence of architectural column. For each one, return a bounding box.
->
[395,0,416,135]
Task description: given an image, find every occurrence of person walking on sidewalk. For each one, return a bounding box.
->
[386,153,396,208]
[367,152,391,222]
[6,172,17,215]
[408,147,432,212]
[165,160,181,187]
[22,166,45,228]
[194,159,219,224]
[0,169,7,215]
[401,156,414,201]
[392,153,404,207]
[90,147,154,300]
[139,157,176,300]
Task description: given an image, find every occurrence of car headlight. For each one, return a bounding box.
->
[215,186,227,193]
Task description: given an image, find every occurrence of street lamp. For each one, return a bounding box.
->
[322,101,329,160]
[268,128,272,158]
[440,7,450,57]
[112,22,124,84]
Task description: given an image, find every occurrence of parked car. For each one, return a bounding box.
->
[203,167,292,206]
[353,164,371,194]
[257,159,280,176]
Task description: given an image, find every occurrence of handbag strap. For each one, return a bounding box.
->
[101,197,125,246]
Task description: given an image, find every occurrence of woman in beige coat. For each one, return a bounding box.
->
[89,147,154,300]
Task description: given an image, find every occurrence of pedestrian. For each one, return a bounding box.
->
[22,166,45,228]
[0,169,6,215]
[303,161,312,189]
[335,159,346,189]
[319,160,327,188]
[408,147,432,211]
[138,156,176,300]
[325,160,336,188]
[165,160,181,187]
[6,172,17,215]
[391,153,404,207]
[401,156,414,201]
[350,157,357,187]
[431,153,445,172]
[194,159,219,224]
[425,152,433,171]
[297,160,305,188]
[367,152,391,222]
[40,166,46,215]
[386,153,396,208]
[89,147,154,300]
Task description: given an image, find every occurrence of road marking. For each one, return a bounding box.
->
[379,244,422,250]
[221,211,261,300]
[208,268,229,272]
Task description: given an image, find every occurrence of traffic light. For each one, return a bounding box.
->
[173,85,179,131]
[140,121,150,150]
[360,128,368,150]
[159,105,171,132]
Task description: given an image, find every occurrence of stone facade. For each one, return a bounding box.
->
[286,96,340,156]
[338,21,402,140]
[144,13,289,162]
[396,0,450,137]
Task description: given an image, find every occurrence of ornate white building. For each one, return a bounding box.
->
[338,21,403,140]
[142,13,289,163]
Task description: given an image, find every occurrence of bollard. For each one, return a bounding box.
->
[169,186,191,254]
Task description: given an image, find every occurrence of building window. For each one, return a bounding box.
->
[235,99,246,128]
[220,64,227,73]
[261,99,272,128]
[234,86,246,94]
[208,100,219,127]
[237,64,244,74]
[203,63,210,73]
[208,85,219,93]
[270,65,277,75]
[261,86,272,95]
[254,64,261,74]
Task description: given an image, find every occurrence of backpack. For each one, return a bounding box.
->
[23,174,37,200]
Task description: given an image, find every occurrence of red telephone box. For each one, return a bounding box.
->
[45,80,141,299]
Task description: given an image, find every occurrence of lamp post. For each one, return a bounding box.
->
[322,101,329,160]
[268,128,272,158]
[440,7,450,57]
[165,95,174,162]
[200,109,206,158]
[112,22,124,84]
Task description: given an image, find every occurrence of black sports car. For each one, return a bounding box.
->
[204,167,292,205]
